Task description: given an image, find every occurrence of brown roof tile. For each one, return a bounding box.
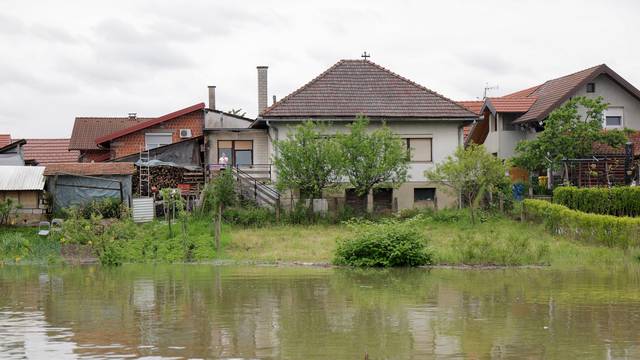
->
[592,131,640,155]
[23,139,79,164]
[457,100,483,115]
[262,60,476,119]
[44,162,136,176]
[0,134,11,147]
[485,97,538,113]
[69,117,149,150]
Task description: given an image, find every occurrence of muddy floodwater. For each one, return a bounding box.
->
[1,265,640,359]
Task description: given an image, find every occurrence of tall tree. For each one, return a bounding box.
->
[337,116,409,198]
[511,96,627,177]
[273,121,342,199]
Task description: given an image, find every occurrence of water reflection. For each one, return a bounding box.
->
[1,265,640,359]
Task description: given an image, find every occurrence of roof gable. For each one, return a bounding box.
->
[69,117,148,150]
[95,103,204,145]
[261,59,476,119]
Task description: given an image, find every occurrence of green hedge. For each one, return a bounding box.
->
[553,186,640,217]
[523,199,640,249]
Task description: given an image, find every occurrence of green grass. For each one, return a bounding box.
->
[2,209,639,268]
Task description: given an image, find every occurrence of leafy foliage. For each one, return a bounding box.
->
[511,97,627,172]
[203,168,236,211]
[336,116,409,196]
[426,144,510,214]
[333,218,432,267]
[273,121,342,199]
[0,198,21,225]
[523,199,640,249]
[554,186,640,217]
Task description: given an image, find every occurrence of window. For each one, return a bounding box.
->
[217,140,253,165]
[145,133,172,150]
[586,83,596,93]
[502,117,516,131]
[406,138,432,162]
[492,116,498,132]
[414,188,435,202]
[604,107,624,128]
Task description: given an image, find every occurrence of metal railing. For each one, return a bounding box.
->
[230,166,281,213]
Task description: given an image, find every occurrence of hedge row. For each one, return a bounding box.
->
[523,199,640,249]
[553,186,640,217]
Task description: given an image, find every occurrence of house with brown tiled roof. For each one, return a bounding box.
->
[69,103,205,162]
[467,64,640,159]
[249,59,477,210]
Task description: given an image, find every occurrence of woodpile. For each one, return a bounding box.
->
[133,166,204,195]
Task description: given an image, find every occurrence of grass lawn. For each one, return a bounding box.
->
[3,211,638,268]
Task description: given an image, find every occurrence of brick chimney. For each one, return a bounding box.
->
[208,85,216,110]
[257,66,268,114]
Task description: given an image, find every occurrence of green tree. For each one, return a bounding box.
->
[511,96,627,179]
[426,144,509,223]
[206,168,236,252]
[273,121,342,199]
[337,116,409,200]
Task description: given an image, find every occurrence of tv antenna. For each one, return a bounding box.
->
[483,83,499,99]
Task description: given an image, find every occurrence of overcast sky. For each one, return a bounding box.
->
[1,0,639,138]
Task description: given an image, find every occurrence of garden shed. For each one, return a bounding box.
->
[44,163,135,211]
[0,166,46,224]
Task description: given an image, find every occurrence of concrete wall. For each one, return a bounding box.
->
[205,111,254,129]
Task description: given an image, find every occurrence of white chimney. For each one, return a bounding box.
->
[208,85,216,110]
[257,66,268,114]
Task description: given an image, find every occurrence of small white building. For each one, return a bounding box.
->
[0,166,46,225]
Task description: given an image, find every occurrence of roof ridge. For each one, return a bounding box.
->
[544,64,605,83]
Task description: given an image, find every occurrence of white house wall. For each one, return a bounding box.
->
[206,130,270,165]
[574,74,640,130]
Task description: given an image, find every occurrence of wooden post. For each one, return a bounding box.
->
[215,203,222,253]
[275,198,281,222]
[499,192,504,213]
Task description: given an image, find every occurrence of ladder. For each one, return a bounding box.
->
[139,146,151,196]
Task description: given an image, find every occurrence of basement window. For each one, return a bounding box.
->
[586,83,596,93]
[145,133,172,150]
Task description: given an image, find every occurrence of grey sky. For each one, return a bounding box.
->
[1,0,639,138]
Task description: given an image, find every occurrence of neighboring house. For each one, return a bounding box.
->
[69,114,148,162]
[467,64,640,159]
[69,104,205,162]
[0,166,46,224]
[95,103,205,160]
[0,139,26,166]
[44,162,135,210]
[457,101,483,142]
[23,139,79,165]
[204,85,271,179]
[0,134,11,147]
[253,59,477,210]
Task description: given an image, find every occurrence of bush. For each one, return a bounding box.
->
[223,207,276,227]
[333,219,432,267]
[554,186,640,217]
[523,199,640,249]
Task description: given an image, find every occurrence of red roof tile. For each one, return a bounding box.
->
[0,134,11,148]
[69,117,149,150]
[23,139,79,165]
[44,162,136,176]
[95,103,205,145]
[484,97,538,113]
[592,131,640,155]
[262,60,476,119]
[457,100,483,115]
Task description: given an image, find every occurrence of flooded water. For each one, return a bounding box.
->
[1,265,640,359]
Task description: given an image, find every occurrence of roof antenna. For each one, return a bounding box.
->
[483,83,499,99]
[361,51,370,60]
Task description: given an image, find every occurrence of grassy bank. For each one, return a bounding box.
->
[2,210,638,268]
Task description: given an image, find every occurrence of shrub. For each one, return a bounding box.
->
[554,186,640,217]
[223,206,276,227]
[523,199,640,249]
[333,219,432,267]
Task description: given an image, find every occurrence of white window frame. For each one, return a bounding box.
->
[145,132,173,150]
[603,107,624,129]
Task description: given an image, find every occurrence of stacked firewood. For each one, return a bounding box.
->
[133,166,204,195]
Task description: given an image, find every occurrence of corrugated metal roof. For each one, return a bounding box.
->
[0,166,46,191]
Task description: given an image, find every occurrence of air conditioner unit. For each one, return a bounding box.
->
[179,129,192,138]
